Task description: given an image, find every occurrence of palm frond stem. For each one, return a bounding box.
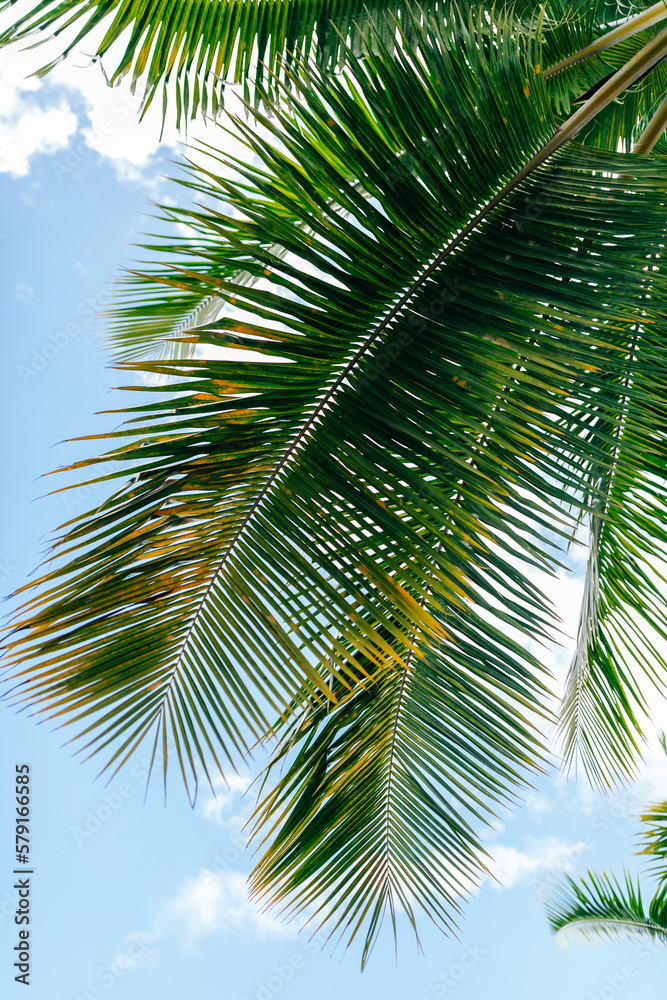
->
[633,90,667,150]
[543,0,667,79]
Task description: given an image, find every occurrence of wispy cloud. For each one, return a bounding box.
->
[0,49,78,177]
[489,837,589,891]
[198,772,253,827]
[128,868,293,962]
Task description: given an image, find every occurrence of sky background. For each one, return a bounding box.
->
[1,6,667,999]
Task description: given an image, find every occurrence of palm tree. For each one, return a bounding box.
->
[5,0,667,964]
[547,744,667,947]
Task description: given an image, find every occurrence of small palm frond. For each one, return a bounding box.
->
[105,271,221,363]
[640,802,667,882]
[637,739,667,876]
[547,871,667,946]
[105,180,293,362]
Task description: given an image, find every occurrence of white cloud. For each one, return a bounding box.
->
[47,44,257,187]
[638,744,667,805]
[489,837,589,891]
[133,869,292,956]
[163,870,291,946]
[0,48,78,176]
[0,5,255,185]
[199,772,252,826]
[49,60,176,187]
[523,791,554,824]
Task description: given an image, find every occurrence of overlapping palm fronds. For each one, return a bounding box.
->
[70,0,667,368]
[3,0,667,130]
[8,0,667,961]
[7,8,667,958]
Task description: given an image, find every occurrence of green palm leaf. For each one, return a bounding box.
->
[7,5,667,956]
[546,742,667,949]
[0,0,410,121]
[558,323,667,785]
[640,801,667,884]
[638,739,667,880]
[547,871,667,946]
[249,602,551,963]
[105,180,291,361]
[524,0,667,152]
[4,0,667,132]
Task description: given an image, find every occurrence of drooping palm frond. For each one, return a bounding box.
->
[558,331,667,786]
[248,598,552,963]
[0,0,417,122]
[533,9,667,789]
[2,0,665,130]
[7,6,667,958]
[6,6,564,783]
[547,871,667,947]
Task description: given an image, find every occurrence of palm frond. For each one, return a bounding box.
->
[0,0,418,122]
[548,871,667,946]
[640,802,667,881]
[558,325,667,786]
[106,154,317,361]
[249,600,552,964]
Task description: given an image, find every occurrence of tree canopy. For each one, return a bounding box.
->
[5,0,667,963]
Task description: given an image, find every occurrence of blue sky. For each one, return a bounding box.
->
[1,14,667,1000]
